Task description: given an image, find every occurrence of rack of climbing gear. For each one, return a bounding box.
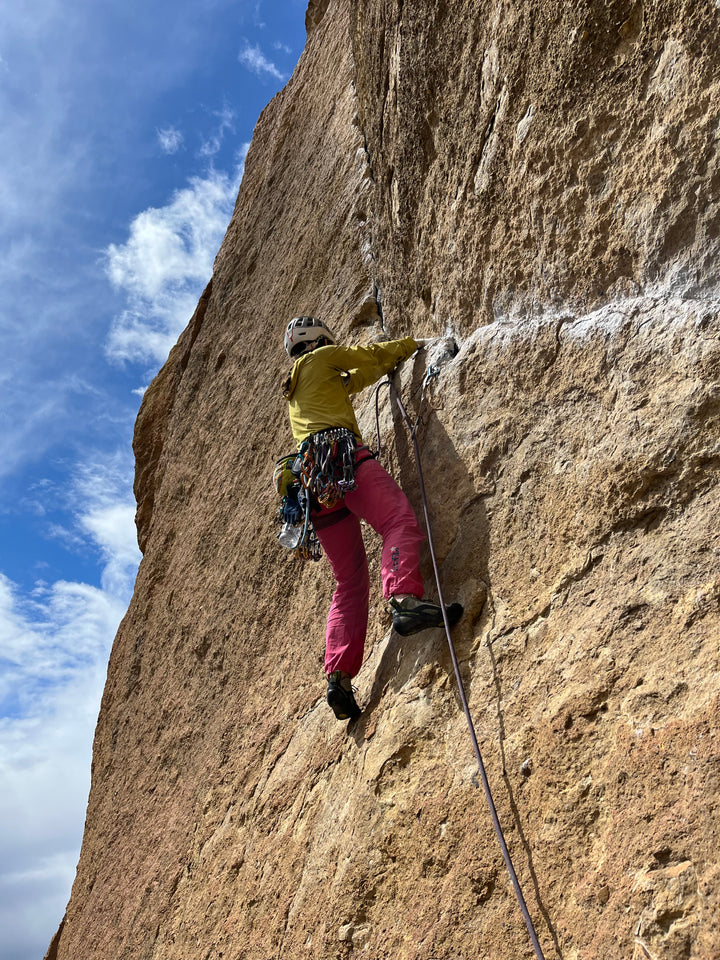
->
[297,427,358,509]
[377,367,548,960]
[273,453,322,562]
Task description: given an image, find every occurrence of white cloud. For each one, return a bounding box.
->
[72,453,141,597]
[250,1,267,30]
[200,105,236,158]
[0,585,119,959]
[79,504,139,597]
[0,370,115,484]
[0,7,303,959]
[0,575,126,718]
[0,449,140,960]
[105,168,241,365]
[0,449,139,717]
[236,140,252,168]
[238,41,286,81]
[0,851,76,960]
[157,126,184,154]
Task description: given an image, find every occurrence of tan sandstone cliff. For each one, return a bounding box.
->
[47,2,719,959]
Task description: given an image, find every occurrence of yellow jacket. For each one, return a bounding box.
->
[283,338,418,445]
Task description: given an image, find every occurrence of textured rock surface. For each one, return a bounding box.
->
[48,2,719,959]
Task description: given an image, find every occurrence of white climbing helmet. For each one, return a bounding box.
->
[284,316,336,358]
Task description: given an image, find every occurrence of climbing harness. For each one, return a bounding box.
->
[273,428,365,559]
[376,369,548,960]
[273,453,322,562]
[297,427,358,508]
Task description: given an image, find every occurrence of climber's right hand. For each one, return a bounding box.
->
[414,338,434,349]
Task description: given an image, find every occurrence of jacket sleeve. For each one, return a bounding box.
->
[334,338,418,395]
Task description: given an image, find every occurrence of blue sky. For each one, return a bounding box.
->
[0,2,306,957]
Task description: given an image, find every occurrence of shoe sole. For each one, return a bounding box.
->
[327,687,361,721]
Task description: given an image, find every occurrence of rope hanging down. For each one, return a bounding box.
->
[377,370,547,960]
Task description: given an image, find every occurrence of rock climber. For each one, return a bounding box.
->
[282,315,463,721]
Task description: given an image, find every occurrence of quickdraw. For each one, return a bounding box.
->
[298,427,357,509]
[293,488,322,562]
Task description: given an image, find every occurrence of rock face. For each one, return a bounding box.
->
[48,2,719,960]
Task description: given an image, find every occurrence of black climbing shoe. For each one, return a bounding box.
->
[326,671,362,721]
[388,596,464,637]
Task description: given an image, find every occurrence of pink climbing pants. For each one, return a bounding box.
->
[314,453,425,678]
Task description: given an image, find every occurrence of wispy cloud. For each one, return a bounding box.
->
[158,126,184,154]
[105,168,241,365]
[0,5,302,958]
[1,451,139,714]
[238,41,286,81]
[0,367,119,485]
[250,1,266,30]
[0,449,140,958]
[199,105,236,158]
[236,140,252,168]
[0,669,109,959]
[0,575,127,717]
[73,456,141,597]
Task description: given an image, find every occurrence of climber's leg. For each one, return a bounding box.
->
[315,509,370,679]
[343,456,425,600]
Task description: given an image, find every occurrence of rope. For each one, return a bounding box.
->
[376,371,547,960]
